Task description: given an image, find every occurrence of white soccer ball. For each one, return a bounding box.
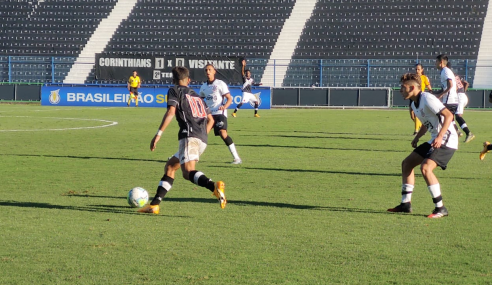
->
[127,187,149,208]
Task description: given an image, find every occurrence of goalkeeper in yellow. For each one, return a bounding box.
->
[127,70,141,107]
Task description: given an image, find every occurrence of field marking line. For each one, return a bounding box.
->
[0,116,118,132]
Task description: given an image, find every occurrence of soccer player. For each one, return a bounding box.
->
[409,63,432,135]
[138,66,226,214]
[452,67,475,142]
[388,73,458,218]
[199,63,242,164]
[434,55,463,139]
[232,59,262,118]
[127,70,141,107]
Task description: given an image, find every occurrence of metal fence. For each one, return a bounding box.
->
[0,56,481,88]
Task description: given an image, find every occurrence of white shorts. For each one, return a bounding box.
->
[456,93,468,115]
[241,92,259,104]
[172,137,207,164]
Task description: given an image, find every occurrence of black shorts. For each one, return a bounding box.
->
[129,87,138,94]
[413,142,456,170]
[212,114,228,136]
[444,104,458,114]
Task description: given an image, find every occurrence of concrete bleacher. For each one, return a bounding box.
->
[0,0,490,87]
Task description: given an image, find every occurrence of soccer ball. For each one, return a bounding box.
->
[127,187,149,208]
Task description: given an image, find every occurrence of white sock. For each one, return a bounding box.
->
[427,184,444,208]
[401,184,414,203]
[228,143,240,160]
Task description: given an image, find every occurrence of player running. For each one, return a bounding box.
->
[388,73,458,218]
[199,63,242,164]
[139,66,226,214]
[232,59,262,118]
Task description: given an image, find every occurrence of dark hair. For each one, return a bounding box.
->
[446,62,452,69]
[245,69,251,74]
[172,66,189,84]
[415,63,425,75]
[400,73,421,87]
[205,63,215,70]
[132,70,137,73]
[436,54,449,63]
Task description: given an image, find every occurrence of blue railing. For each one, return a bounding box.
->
[0,56,479,88]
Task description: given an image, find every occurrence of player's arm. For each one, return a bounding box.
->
[432,108,454,149]
[241,59,246,77]
[436,79,453,100]
[409,105,415,119]
[127,78,131,90]
[137,77,141,88]
[150,106,176,151]
[411,124,428,148]
[219,93,232,110]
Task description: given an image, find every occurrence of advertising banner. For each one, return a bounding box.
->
[95,54,243,84]
[41,86,271,109]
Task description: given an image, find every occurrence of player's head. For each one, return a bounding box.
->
[204,63,216,81]
[400,73,421,100]
[172,66,190,85]
[415,63,425,75]
[446,61,452,69]
[132,70,137,76]
[245,69,251,78]
[435,54,449,70]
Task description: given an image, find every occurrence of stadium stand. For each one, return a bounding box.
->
[0,0,489,87]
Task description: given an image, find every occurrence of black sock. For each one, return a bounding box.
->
[488,145,492,151]
[189,170,215,192]
[150,175,174,205]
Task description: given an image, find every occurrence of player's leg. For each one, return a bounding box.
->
[456,94,474,142]
[214,115,241,164]
[388,151,424,213]
[232,103,243,117]
[135,89,139,107]
[421,146,455,218]
[179,138,226,208]
[127,91,132,107]
[248,94,260,117]
[139,154,180,214]
[480,141,492,160]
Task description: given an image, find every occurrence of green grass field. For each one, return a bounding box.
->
[1,104,491,285]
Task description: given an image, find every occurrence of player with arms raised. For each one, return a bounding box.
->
[388,73,458,218]
[232,59,262,118]
[199,63,242,164]
[139,66,226,214]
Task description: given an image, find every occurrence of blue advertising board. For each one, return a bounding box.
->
[41,86,271,109]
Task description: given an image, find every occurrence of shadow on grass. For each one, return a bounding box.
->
[0,200,189,217]
[209,143,408,153]
[1,153,166,163]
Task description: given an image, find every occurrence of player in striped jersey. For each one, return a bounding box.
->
[388,73,457,218]
[232,59,262,118]
[139,66,226,214]
[199,63,242,164]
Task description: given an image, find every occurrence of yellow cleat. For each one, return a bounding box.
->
[231,113,237,117]
[213,181,227,209]
[254,114,260,118]
[480,141,490,161]
[138,204,160,214]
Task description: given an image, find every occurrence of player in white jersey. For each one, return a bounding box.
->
[434,54,462,137]
[199,63,242,164]
[388,73,457,219]
[232,59,262,118]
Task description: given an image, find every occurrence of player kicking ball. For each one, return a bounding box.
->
[139,66,226,214]
[232,59,262,118]
[388,73,458,218]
